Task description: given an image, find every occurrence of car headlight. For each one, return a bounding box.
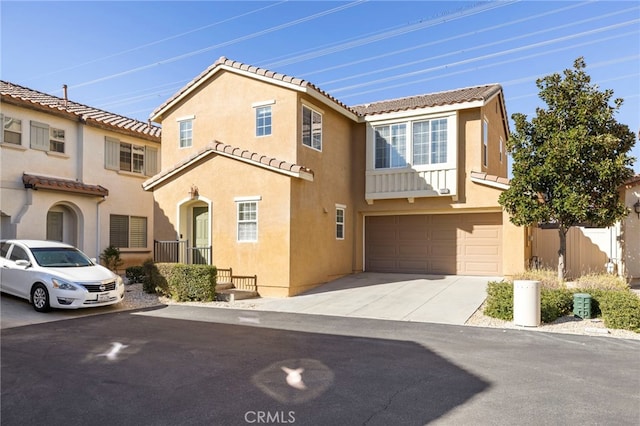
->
[116,275,124,287]
[52,278,79,291]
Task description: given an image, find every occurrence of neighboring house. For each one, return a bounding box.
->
[0,81,161,269]
[143,57,527,297]
[531,174,640,280]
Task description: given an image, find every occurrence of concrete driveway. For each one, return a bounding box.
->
[233,273,497,325]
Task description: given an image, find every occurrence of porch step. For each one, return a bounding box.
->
[216,289,259,302]
[216,282,234,291]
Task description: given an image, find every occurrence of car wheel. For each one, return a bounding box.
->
[31,284,50,313]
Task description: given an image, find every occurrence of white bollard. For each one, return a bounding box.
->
[513,280,541,327]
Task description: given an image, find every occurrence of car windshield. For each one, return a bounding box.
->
[31,247,94,267]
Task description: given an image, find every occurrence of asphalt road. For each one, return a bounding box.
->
[2,305,639,426]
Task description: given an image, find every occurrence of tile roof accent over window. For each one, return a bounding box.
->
[623,174,640,188]
[151,56,357,121]
[143,140,314,191]
[23,174,109,197]
[1,80,161,141]
[470,170,510,190]
[352,84,503,116]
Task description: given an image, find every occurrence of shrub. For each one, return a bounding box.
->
[142,259,166,294]
[513,268,562,289]
[575,273,629,291]
[100,245,123,273]
[125,266,145,284]
[484,281,513,321]
[144,263,216,301]
[597,291,640,333]
[540,288,573,323]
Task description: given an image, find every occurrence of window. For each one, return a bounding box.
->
[105,137,157,176]
[50,128,65,153]
[375,118,449,169]
[237,201,258,242]
[2,115,22,145]
[499,137,503,163]
[179,119,193,148]
[110,215,147,248]
[255,106,272,137]
[483,119,489,167]
[302,105,322,150]
[336,206,345,240]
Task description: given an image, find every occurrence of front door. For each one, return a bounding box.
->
[192,207,209,264]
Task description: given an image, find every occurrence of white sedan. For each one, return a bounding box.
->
[0,240,125,312]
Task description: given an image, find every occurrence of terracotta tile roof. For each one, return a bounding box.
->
[1,80,161,140]
[351,84,503,116]
[470,171,510,189]
[23,173,109,197]
[143,140,314,190]
[623,174,640,187]
[151,56,357,120]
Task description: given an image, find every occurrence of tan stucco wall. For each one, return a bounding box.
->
[152,154,293,297]
[288,96,359,295]
[158,72,300,168]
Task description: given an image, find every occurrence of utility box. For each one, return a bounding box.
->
[573,293,592,319]
[513,280,541,327]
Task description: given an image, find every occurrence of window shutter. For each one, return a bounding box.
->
[30,121,49,151]
[109,214,129,248]
[129,217,147,248]
[104,137,120,170]
[145,146,159,176]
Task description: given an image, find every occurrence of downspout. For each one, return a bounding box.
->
[14,186,33,234]
[96,196,106,260]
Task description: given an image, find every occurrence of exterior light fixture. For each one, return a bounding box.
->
[634,199,640,219]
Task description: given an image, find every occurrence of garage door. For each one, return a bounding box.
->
[365,213,502,275]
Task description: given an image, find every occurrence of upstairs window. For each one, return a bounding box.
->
[105,137,158,176]
[1,115,22,145]
[483,118,489,167]
[255,105,272,137]
[302,105,322,151]
[375,124,406,168]
[179,119,193,148]
[50,128,65,153]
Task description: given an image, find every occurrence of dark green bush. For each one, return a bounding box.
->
[540,288,573,323]
[597,291,640,333]
[147,263,216,301]
[125,266,145,284]
[142,259,166,294]
[484,281,513,320]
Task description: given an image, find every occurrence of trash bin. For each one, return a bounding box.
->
[513,280,541,327]
[573,293,592,319]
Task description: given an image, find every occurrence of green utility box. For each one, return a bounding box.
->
[573,293,592,319]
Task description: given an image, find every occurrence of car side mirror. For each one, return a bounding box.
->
[15,259,31,268]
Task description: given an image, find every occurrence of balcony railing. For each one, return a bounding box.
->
[153,240,211,265]
[365,167,457,201]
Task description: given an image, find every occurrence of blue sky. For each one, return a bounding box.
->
[2,1,639,172]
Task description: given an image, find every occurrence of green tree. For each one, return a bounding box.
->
[499,58,636,281]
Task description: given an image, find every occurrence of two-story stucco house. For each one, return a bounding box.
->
[143,57,527,297]
[0,81,161,268]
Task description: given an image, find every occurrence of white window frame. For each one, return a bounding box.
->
[483,118,489,168]
[253,100,274,137]
[374,116,450,170]
[178,117,193,148]
[499,136,503,163]
[119,142,146,174]
[302,104,322,151]
[50,127,65,153]
[1,115,22,145]
[235,196,261,243]
[335,204,346,240]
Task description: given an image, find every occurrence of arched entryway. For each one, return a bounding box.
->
[178,197,211,264]
[46,203,80,246]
